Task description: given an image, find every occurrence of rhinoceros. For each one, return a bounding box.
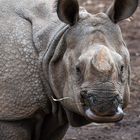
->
[0,0,138,139]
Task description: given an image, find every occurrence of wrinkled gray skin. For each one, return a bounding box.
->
[0,0,138,139]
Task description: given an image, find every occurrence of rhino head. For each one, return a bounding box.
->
[48,0,138,124]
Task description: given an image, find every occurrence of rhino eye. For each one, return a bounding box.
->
[120,65,125,83]
[76,65,81,73]
[75,65,84,83]
[120,65,124,73]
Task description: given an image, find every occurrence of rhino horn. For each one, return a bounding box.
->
[92,47,114,73]
[107,0,139,23]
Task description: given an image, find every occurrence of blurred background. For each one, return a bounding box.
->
[64,0,140,140]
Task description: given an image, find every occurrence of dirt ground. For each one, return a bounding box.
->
[64,0,140,140]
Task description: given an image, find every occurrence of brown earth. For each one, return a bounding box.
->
[64,0,140,140]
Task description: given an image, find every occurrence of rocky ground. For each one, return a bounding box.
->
[64,0,140,140]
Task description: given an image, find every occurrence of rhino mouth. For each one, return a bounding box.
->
[80,90,124,123]
[85,106,124,123]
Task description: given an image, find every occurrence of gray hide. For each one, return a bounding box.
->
[0,0,138,139]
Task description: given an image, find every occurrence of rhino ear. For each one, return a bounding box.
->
[106,0,138,23]
[56,0,79,26]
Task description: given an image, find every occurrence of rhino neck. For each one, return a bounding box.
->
[40,24,69,113]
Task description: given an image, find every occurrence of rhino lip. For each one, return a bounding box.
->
[85,106,124,123]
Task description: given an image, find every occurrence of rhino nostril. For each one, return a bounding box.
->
[82,91,122,116]
[80,90,87,98]
[80,89,123,116]
[116,95,123,106]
